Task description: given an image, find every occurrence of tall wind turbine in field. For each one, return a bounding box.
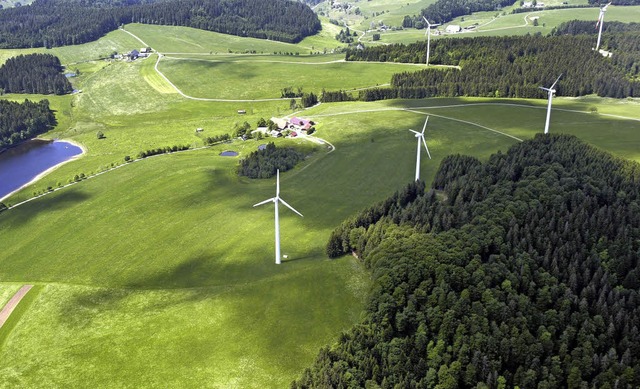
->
[410,116,432,181]
[423,16,440,66]
[253,169,303,265]
[539,74,562,134]
[595,2,612,51]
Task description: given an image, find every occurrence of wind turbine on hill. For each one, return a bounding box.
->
[410,116,432,181]
[253,169,303,265]
[539,74,562,134]
[423,16,440,66]
[595,2,612,51]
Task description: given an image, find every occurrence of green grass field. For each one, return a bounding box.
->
[156,55,420,99]
[1,12,640,387]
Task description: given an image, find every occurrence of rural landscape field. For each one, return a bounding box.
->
[1,0,640,387]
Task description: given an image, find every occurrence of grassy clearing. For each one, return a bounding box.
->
[157,55,421,99]
[49,29,145,65]
[124,24,311,54]
[139,53,177,94]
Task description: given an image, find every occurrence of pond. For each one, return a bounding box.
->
[0,139,83,201]
[219,151,239,157]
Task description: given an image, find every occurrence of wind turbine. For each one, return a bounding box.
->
[409,116,432,181]
[539,74,562,134]
[595,2,612,51]
[253,169,303,265]
[423,16,440,66]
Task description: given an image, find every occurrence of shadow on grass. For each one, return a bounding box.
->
[56,244,328,329]
[0,189,90,227]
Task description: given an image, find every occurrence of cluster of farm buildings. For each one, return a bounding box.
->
[113,47,152,61]
[254,117,315,138]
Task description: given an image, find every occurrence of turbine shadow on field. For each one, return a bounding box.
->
[2,190,90,226]
[127,255,222,289]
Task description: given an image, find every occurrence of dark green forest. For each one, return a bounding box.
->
[587,0,640,5]
[0,99,57,148]
[294,135,640,388]
[419,0,516,25]
[0,0,321,48]
[238,142,305,179]
[0,54,72,95]
[343,33,640,100]
[552,20,640,35]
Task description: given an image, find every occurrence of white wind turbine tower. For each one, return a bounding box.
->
[423,16,441,66]
[253,169,303,265]
[595,2,612,51]
[409,116,432,181]
[539,74,562,134]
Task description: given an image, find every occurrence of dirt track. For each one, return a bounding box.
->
[0,285,33,329]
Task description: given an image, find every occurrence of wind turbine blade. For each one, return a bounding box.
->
[254,198,275,207]
[539,86,551,92]
[421,116,429,134]
[550,74,562,89]
[276,169,280,196]
[421,136,432,159]
[409,129,421,136]
[279,198,303,217]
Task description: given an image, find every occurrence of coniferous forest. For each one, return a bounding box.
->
[343,33,640,100]
[238,142,305,179]
[587,0,640,4]
[0,99,57,148]
[0,0,321,48]
[0,54,72,95]
[420,0,514,25]
[294,134,640,388]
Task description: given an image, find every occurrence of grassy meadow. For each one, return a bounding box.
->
[0,10,640,388]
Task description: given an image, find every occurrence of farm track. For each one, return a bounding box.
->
[0,285,33,329]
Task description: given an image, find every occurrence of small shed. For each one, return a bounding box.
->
[237,110,246,114]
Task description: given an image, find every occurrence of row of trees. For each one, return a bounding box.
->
[135,144,189,160]
[238,142,304,179]
[203,133,231,146]
[0,0,321,48]
[295,135,640,388]
[0,99,57,148]
[343,32,640,99]
[0,54,72,95]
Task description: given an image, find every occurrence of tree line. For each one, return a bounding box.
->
[588,0,640,5]
[419,0,516,25]
[0,54,72,95]
[294,134,640,388]
[0,99,57,148]
[341,32,640,100]
[0,0,321,48]
[238,142,305,179]
[552,19,640,35]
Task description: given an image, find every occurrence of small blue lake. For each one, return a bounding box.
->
[219,151,239,157]
[0,140,83,200]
